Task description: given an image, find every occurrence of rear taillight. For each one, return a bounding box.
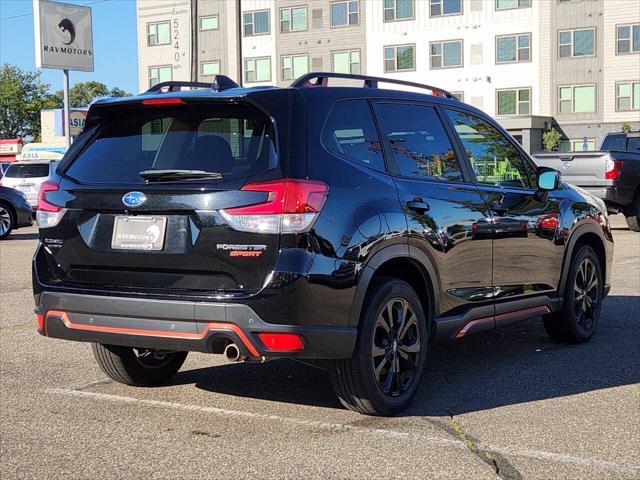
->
[605,159,622,181]
[219,179,329,234]
[36,180,66,228]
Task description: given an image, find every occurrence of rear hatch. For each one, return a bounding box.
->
[1,163,52,206]
[40,97,292,295]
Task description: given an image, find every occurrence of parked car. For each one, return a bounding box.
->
[0,161,13,179]
[33,73,613,415]
[0,161,59,211]
[533,132,640,231]
[0,185,33,239]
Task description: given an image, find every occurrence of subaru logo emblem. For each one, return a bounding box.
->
[122,191,147,208]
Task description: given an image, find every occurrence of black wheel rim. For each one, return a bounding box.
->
[0,206,10,236]
[133,349,173,368]
[574,258,599,333]
[371,298,421,397]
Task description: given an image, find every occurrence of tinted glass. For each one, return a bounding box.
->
[627,137,640,152]
[446,110,535,188]
[601,134,625,151]
[65,105,276,184]
[376,103,463,182]
[322,99,385,171]
[5,164,50,178]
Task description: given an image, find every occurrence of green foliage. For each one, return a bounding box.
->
[0,64,59,140]
[51,81,132,108]
[621,122,632,134]
[543,127,562,152]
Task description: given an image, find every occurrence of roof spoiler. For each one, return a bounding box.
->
[145,75,240,94]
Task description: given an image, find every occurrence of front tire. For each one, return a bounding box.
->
[329,278,429,415]
[543,245,603,343]
[0,203,14,240]
[92,343,188,386]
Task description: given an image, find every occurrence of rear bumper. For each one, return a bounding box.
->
[35,291,357,360]
[581,186,636,210]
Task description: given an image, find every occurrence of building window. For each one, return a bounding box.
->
[332,50,360,74]
[616,82,640,111]
[496,88,531,116]
[383,0,414,22]
[280,6,307,32]
[559,28,595,58]
[496,33,531,63]
[560,139,596,152]
[243,10,269,36]
[430,40,463,69]
[384,44,415,72]
[148,65,172,87]
[281,54,309,81]
[331,1,358,27]
[147,21,170,46]
[451,91,464,101]
[245,57,271,83]
[558,85,596,114]
[616,24,640,54]
[200,15,219,31]
[430,0,462,17]
[201,62,220,76]
[496,0,530,10]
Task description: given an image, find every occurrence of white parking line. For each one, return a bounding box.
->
[48,387,640,475]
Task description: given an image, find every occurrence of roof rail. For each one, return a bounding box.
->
[145,75,240,94]
[290,72,458,99]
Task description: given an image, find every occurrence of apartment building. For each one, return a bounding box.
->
[136,0,640,152]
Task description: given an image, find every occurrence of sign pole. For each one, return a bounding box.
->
[63,69,70,148]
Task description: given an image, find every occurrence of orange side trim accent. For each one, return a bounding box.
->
[455,316,493,339]
[45,310,260,357]
[455,306,550,339]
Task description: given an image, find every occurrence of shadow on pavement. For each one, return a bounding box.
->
[171,295,640,414]
[7,232,40,241]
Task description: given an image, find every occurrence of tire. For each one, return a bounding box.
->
[92,343,188,386]
[329,278,429,416]
[624,194,640,232]
[0,203,14,240]
[543,245,603,343]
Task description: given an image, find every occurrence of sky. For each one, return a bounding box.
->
[0,0,139,94]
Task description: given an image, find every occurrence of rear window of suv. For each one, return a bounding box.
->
[5,164,50,178]
[65,104,277,184]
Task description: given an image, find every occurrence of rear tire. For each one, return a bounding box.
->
[624,195,640,232]
[543,245,602,343]
[0,203,14,240]
[329,278,429,416]
[92,343,188,386]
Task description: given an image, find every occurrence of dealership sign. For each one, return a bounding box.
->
[33,0,94,72]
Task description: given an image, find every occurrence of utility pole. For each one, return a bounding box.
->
[63,70,70,148]
[237,0,242,85]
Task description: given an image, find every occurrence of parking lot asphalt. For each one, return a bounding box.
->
[1,215,638,480]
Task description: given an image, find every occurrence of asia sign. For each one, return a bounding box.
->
[33,0,94,72]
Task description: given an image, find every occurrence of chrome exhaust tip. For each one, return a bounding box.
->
[223,343,243,363]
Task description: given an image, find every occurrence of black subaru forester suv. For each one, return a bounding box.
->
[34,73,613,415]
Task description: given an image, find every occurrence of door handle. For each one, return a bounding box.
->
[406,199,430,213]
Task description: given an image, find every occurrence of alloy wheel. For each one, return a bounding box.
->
[371,298,421,397]
[573,258,599,333]
[0,206,11,236]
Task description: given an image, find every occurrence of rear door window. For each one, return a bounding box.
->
[374,103,464,182]
[321,99,385,171]
[65,104,277,184]
[5,164,50,178]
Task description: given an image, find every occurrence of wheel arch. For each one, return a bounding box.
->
[349,245,439,338]
[558,223,607,295]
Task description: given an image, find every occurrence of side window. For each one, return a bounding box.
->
[375,103,463,182]
[445,110,536,189]
[322,99,385,171]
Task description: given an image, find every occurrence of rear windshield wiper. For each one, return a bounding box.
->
[139,169,223,182]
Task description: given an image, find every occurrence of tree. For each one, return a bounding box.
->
[543,128,562,152]
[52,81,132,108]
[621,122,632,133]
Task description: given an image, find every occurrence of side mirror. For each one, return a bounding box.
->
[537,167,561,191]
